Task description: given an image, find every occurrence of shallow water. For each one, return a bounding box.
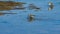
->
[0,0,60,34]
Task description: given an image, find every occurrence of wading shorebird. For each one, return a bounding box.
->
[48,2,54,11]
[28,14,35,22]
[28,4,41,11]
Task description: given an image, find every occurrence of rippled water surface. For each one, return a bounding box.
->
[0,0,60,34]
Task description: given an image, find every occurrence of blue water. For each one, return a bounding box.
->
[0,0,60,34]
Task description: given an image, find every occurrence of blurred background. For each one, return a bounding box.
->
[0,0,60,34]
